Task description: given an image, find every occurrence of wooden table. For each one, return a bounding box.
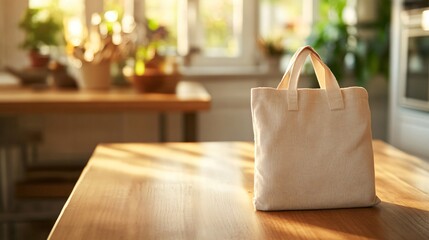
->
[49,141,429,239]
[0,81,211,142]
[0,81,210,225]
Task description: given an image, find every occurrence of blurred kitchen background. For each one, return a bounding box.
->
[1,0,429,238]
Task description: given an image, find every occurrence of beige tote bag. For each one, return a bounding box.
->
[251,46,380,211]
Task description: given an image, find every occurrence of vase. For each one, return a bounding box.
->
[267,57,281,73]
[78,61,111,90]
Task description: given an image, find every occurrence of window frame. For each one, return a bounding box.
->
[0,0,5,68]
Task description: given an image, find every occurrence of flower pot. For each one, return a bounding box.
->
[78,61,111,90]
[267,56,281,73]
[29,50,50,68]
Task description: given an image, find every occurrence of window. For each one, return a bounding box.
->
[144,0,179,49]
[198,0,242,57]
[13,0,317,69]
[142,0,256,67]
[259,0,313,54]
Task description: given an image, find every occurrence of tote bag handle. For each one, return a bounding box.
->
[277,46,324,90]
[278,46,344,111]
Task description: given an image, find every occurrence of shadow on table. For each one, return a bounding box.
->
[256,201,429,239]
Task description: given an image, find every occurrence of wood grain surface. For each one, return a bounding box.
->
[49,141,429,239]
[0,81,211,113]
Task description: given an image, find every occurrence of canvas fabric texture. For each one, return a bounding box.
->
[251,46,380,211]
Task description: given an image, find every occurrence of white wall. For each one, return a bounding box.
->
[388,0,429,161]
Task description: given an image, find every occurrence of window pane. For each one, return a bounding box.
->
[59,0,84,16]
[199,0,243,57]
[104,0,124,13]
[259,0,311,51]
[145,0,178,50]
[30,0,54,8]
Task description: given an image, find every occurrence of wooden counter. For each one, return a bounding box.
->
[49,141,429,239]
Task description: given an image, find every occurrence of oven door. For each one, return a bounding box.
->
[400,26,429,112]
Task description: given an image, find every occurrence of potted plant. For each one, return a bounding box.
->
[19,7,62,68]
[131,19,181,93]
[306,0,391,86]
[258,35,286,72]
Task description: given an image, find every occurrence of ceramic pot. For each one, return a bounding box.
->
[78,61,111,90]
